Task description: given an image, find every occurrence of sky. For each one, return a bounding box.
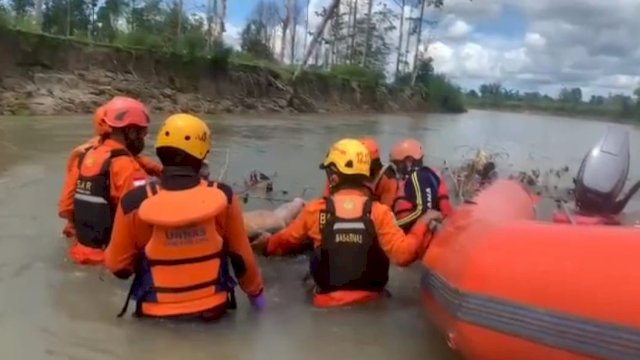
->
[216,0,640,98]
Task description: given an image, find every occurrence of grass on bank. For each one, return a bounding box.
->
[0,24,467,114]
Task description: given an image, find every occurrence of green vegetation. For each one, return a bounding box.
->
[466,83,640,121]
[0,0,466,113]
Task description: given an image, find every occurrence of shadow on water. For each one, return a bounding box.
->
[1,109,639,359]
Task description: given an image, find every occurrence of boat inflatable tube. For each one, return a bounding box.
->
[421,179,640,360]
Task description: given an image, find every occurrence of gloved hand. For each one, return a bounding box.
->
[248,291,266,311]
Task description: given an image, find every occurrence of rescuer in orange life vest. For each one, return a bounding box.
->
[321,137,397,208]
[390,138,453,232]
[57,97,162,239]
[68,97,152,265]
[105,114,265,319]
[252,138,442,308]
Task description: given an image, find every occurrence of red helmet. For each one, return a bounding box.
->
[92,104,110,136]
[359,137,380,160]
[102,96,150,128]
[390,138,423,161]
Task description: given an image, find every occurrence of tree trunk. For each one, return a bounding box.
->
[217,0,227,43]
[294,0,341,79]
[66,0,71,36]
[411,0,426,86]
[394,0,406,79]
[34,0,43,30]
[360,0,373,66]
[206,0,214,52]
[402,5,413,73]
[303,0,310,53]
[177,0,183,39]
[349,0,358,63]
[280,0,293,62]
[289,5,297,64]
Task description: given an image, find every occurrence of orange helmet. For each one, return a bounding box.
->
[359,137,380,160]
[390,138,423,161]
[102,96,150,128]
[92,104,110,136]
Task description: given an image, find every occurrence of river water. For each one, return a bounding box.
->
[0,109,638,360]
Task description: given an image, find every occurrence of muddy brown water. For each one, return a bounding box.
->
[0,109,639,360]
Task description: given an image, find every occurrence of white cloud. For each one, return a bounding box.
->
[220,0,640,96]
[223,22,243,49]
[524,32,545,49]
[445,19,472,39]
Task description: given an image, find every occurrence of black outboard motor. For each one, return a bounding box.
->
[573,126,630,215]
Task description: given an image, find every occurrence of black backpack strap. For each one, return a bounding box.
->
[110,148,131,158]
[98,148,131,174]
[210,181,233,205]
[324,196,335,216]
[362,198,373,217]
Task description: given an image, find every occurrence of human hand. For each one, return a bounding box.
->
[250,232,271,255]
[417,210,443,226]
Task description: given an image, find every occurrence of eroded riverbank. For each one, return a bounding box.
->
[0,29,428,116]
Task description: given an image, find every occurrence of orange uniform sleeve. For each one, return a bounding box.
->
[58,155,80,219]
[265,200,320,256]
[105,200,152,277]
[371,203,428,266]
[135,155,163,177]
[222,195,264,297]
[377,175,398,208]
[109,158,147,206]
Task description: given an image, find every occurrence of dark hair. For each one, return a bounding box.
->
[327,167,371,194]
[156,147,202,172]
[370,158,383,177]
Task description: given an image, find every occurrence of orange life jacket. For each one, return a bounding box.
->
[312,194,389,294]
[120,181,232,318]
[73,146,130,248]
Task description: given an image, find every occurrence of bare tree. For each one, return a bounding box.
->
[411,0,426,82]
[294,0,341,79]
[217,0,227,43]
[303,0,310,53]
[348,0,358,63]
[250,0,281,50]
[393,0,406,78]
[280,0,293,62]
[360,0,373,66]
[289,0,304,64]
[402,4,413,73]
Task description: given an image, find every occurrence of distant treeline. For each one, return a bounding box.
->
[465,83,640,121]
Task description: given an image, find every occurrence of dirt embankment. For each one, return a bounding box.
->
[0,29,428,116]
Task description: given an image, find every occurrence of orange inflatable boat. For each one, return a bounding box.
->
[421,179,640,360]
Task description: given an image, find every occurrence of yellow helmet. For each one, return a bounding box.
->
[155,114,210,160]
[320,138,371,176]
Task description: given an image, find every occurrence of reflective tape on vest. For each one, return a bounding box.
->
[333,222,366,230]
[74,193,108,204]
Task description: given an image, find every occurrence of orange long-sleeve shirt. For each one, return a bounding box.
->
[266,188,429,267]
[105,176,263,297]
